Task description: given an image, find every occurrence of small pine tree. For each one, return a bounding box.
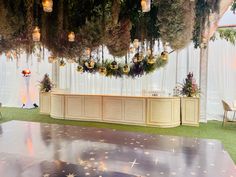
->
[40,74,53,92]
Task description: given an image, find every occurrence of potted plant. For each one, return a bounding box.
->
[39,74,53,92]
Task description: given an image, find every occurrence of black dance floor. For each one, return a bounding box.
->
[0,121,235,177]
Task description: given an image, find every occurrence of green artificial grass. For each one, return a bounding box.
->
[1,107,236,163]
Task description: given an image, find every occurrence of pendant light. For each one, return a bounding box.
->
[77,58,84,73]
[110,57,118,70]
[133,39,139,49]
[161,51,169,61]
[99,45,107,75]
[42,0,53,13]
[68,32,75,42]
[123,55,130,74]
[32,26,41,42]
[141,0,151,13]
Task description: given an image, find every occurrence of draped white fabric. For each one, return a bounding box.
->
[0,39,235,120]
[207,40,236,119]
[0,52,52,107]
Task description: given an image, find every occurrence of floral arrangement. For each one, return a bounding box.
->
[39,74,53,92]
[180,72,200,97]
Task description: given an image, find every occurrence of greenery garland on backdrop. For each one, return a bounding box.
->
[0,0,235,78]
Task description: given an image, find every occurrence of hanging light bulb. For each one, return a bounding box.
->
[59,59,66,67]
[123,64,130,74]
[42,0,53,12]
[68,32,75,42]
[5,51,11,60]
[141,0,150,13]
[48,56,56,63]
[77,65,84,73]
[99,66,107,75]
[147,55,156,64]
[147,49,152,56]
[161,51,169,61]
[85,59,95,69]
[67,58,75,63]
[32,26,41,42]
[137,52,144,62]
[133,39,139,49]
[110,61,118,70]
[129,46,135,53]
[22,69,31,77]
[85,48,91,56]
[200,37,208,48]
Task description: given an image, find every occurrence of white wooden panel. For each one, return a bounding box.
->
[124,98,146,124]
[65,96,84,119]
[103,97,123,121]
[148,99,172,123]
[181,98,199,126]
[84,96,102,120]
[147,98,180,127]
[51,95,64,119]
[39,92,51,114]
[173,99,181,123]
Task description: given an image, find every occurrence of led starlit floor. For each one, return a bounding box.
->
[0,121,235,177]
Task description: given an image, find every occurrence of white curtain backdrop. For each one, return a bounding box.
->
[0,39,235,120]
[0,51,52,107]
[59,44,200,96]
[207,39,236,119]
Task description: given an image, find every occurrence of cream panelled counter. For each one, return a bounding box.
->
[40,92,181,128]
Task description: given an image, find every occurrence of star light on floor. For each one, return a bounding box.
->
[129,159,139,168]
[66,173,76,177]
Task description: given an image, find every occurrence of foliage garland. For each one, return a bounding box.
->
[77,53,168,78]
[212,28,236,45]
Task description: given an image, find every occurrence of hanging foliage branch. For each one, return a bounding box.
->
[0,0,225,60]
[156,0,195,50]
[232,0,236,13]
[214,28,236,45]
[105,18,132,57]
[192,0,220,48]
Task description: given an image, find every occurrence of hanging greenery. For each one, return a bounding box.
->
[192,0,220,48]
[105,18,132,57]
[0,0,226,74]
[0,0,223,53]
[157,0,195,50]
[213,28,236,45]
[232,0,236,13]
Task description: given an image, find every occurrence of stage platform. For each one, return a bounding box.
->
[0,121,235,177]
